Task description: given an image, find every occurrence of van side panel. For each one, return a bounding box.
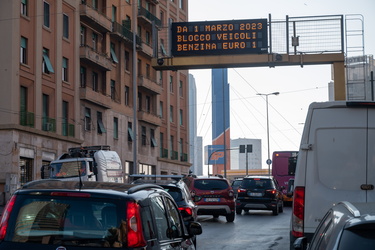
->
[368,109,375,202]
[303,107,368,234]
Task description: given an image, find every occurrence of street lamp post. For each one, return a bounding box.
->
[256,92,279,175]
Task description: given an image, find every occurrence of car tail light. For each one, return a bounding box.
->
[51,192,91,198]
[266,189,277,195]
[0,195,17,240]
[179,206,193,216]
[228,189,234,197]
[126,201,147,248]
[292,186,305,238]
[237,188,246,193]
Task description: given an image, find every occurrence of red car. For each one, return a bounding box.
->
[183,175,236,222]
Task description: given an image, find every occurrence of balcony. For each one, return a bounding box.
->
[80,3,112,32]
[160,148,168,158]
[80,45,112,71]
[138,42,154,58]
[138,75,161,95]
[138,110,161,126]
[80,87,112,109]
[42,117,56,132]
[138,7,161,29]
[111,21,142,47]
[20,111,34,128]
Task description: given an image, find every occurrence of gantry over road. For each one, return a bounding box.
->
[152,15,351,101]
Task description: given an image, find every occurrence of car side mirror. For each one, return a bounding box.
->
[187,221,202,237]
[293,237,307,250]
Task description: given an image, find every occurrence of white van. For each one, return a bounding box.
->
[290,101,375,246]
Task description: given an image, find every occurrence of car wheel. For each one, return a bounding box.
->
[236,208,242,215]
[226,212,235,222]
[273,205,279,216]
[279,201,284,213]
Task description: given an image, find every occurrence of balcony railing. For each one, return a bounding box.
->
[180,153,188,162]
[160,148,168,158]
[138,110,161,126]
[171,150,178,160]
[62,123,75,137]
[138,75,161,95]
[20,111,34,127]
[42,117,56,132]
[112,21,142,46]
[138,7,161,28]
[80,87,111,109]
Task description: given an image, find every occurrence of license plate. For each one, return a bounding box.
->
[249,192,263,197]
[205,198,220,202]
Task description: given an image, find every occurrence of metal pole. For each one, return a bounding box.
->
[132,0,138,176]
[246,149,248,176]
[222,69,227,178]
[266,95,271,176]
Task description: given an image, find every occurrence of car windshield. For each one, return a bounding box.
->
[241,179,273,189]
[194,179,229,190]
[7,195,124,247]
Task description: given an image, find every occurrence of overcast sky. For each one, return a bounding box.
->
[187,0,375,169]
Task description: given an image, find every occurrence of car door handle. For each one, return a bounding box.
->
[361,184,374,190]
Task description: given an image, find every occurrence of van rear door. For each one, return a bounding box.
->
[304,106,369,233]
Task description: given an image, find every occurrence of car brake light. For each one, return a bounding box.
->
[0,195,17,240]
[292,186,305,238]
[126,201,147,248]
[237,188,246,193]
[266,189,277,195]
[51,192,91,198]
[179,207,193,216]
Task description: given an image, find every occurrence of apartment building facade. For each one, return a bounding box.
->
[0,0,190,202]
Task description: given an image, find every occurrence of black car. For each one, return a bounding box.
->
[294,201,375,250]
[0,179,202,249]
[231,178,243,197]
[131,174,199,246]
[235,175,284,215]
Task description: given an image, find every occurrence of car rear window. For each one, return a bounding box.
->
[193,179,229,190]
[163,186,183,202]
[338,227,375,250]
[6,194,123,247]
[241,179,273,189]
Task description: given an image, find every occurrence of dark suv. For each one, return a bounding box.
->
[236,175,284,215]
[294,201,375,250]
[0,179,202,249]
[183,175,236,222]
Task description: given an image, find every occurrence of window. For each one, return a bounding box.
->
[92,0,97,9]
[85,107,91,131]
[125,51,130,71]
[138,59,142,75]
[80,26,86,45]
[125,86,130,106]
[42,94,49,131]
[62,101,68,136]
[179,80,183,97]
[128,122,134,142]
[113,117,118,139]
[44,1,50,28]
[179,109,183,125]
[146,64,150,78]
[170,105,174,122]
[42,48,54,74]
[146,31,150,45]
[160,40,167,56]
[141,126,146,146]
[62,57,68,81]
[169,76,174,92]
[97,111,106,134]
[160,11,164,26]
[112,5,116,22]
[92,32,98,50]
[111,80,116,100]
[151,129,157,147]
[92,72,98,91]
[80,67,86,87]
[63,14,69,39]
[110,43,119,63]
[146,96,151,112]
[138,92,142,111]
[179,0,183,9]
[20,36,27,64]
[151,197,170,240]
[21,0,28,16]
[180,138,184,155]
[159,101,163,118]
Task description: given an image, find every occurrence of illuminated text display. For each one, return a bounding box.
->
[171,19,268,56]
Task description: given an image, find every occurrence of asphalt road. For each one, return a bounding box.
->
[196,207,292,250]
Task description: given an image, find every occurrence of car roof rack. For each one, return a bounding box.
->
[130,174,185,182]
